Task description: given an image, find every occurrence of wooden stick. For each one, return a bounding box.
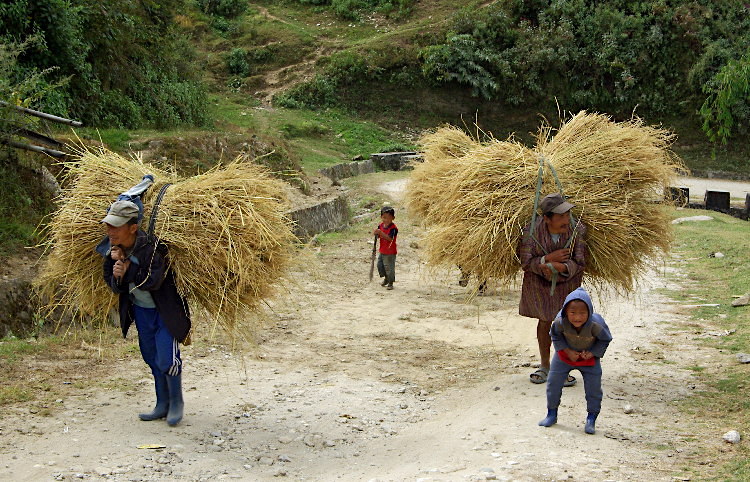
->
[369,234,378,281]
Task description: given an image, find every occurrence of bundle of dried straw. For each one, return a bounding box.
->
[406,111,685,291]
[36,145,297,337]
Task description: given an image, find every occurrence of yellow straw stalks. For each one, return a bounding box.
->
[36,145,297,339]
[406,111,685,292]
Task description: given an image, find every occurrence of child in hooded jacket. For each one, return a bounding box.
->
[538,287,612,434]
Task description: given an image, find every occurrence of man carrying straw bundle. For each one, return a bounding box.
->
[519,193,586,386]
[100,199,191,427]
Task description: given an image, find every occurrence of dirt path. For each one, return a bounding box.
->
[676,176,750,203]
[0,173,716,481]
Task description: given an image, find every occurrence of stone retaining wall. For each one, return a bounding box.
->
[0,277,37,337]
[288,195,350,240]
[686,202,749,221]
[319,159,374,182]
[370,152,418,171]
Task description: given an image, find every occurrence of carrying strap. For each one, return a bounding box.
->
[526,156,578,296]
[148,183,172,238]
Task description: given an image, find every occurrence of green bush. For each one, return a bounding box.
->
[247,46,272,63]
[210,15,232,34]
[419,0,750,123]
[700,54,750,144]
[0,163,53,253]
[227,48,250,76]
[273,75,338,109]
[324,51,378,84]
[280,121,331,138]
[421,33,503,100]
[0,0,210,130]
[292,0,413,20]
[196,0,247,18]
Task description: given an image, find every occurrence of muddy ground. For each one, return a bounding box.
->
[0,172,735,481]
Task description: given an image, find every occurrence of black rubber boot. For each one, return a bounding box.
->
[538,408,558,427]
[139,374,169,421]
[585,412,598,434]
[165,373,184,427]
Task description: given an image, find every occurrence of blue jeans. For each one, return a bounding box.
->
[546,353,602,414]
[133,305,182,377]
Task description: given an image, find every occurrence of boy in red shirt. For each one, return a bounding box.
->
[373,206,398,290]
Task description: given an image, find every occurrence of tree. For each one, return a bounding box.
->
[700,54,750,144]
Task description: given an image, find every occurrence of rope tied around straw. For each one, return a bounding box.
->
[527,155,578,296]
[405,111,681,294]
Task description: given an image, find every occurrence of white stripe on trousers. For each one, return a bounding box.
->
[168,338,181,376]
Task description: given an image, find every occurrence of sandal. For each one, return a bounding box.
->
[529,367,549,384]
[564,375,577,387]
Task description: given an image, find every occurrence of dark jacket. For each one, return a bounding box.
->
[102,230,191,343]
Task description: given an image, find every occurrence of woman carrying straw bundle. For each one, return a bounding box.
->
[100,197,190,427]
[519,193,587,386]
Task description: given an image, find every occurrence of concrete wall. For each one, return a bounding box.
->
[319,159,374,182]
[288,195,350,240]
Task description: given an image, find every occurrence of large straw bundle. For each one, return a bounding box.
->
[36,145,297,337]
[405,125,479,219]
[406,111,684,291]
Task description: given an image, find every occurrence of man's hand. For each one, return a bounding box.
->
[112,259,131,281]
[110,245,124,261]
[580,350,594,360]
[550,261,568,275]
[540,261,567,279]
[546,248,570,263]
[563,348,580,362]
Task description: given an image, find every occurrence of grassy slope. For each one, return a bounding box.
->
[72,1,749,177]
[663,209,750,479]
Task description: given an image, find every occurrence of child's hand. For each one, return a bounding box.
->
[580,350,593,360]
[564,348,580,361]
[373,228,381,236]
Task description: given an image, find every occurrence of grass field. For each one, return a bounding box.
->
[665,208,750,478]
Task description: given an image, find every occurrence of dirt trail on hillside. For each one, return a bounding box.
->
[0,173,724,481]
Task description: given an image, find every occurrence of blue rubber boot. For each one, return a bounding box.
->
[139,374,170,421]
[538,408,558,427]
[165,373,184,427]
[585,412,598,434]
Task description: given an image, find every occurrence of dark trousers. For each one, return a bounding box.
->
[546,353,602,414]
[377,254,396,284]
[133,305,182,377]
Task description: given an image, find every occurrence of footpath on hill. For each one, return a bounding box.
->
[0,172,728,481]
